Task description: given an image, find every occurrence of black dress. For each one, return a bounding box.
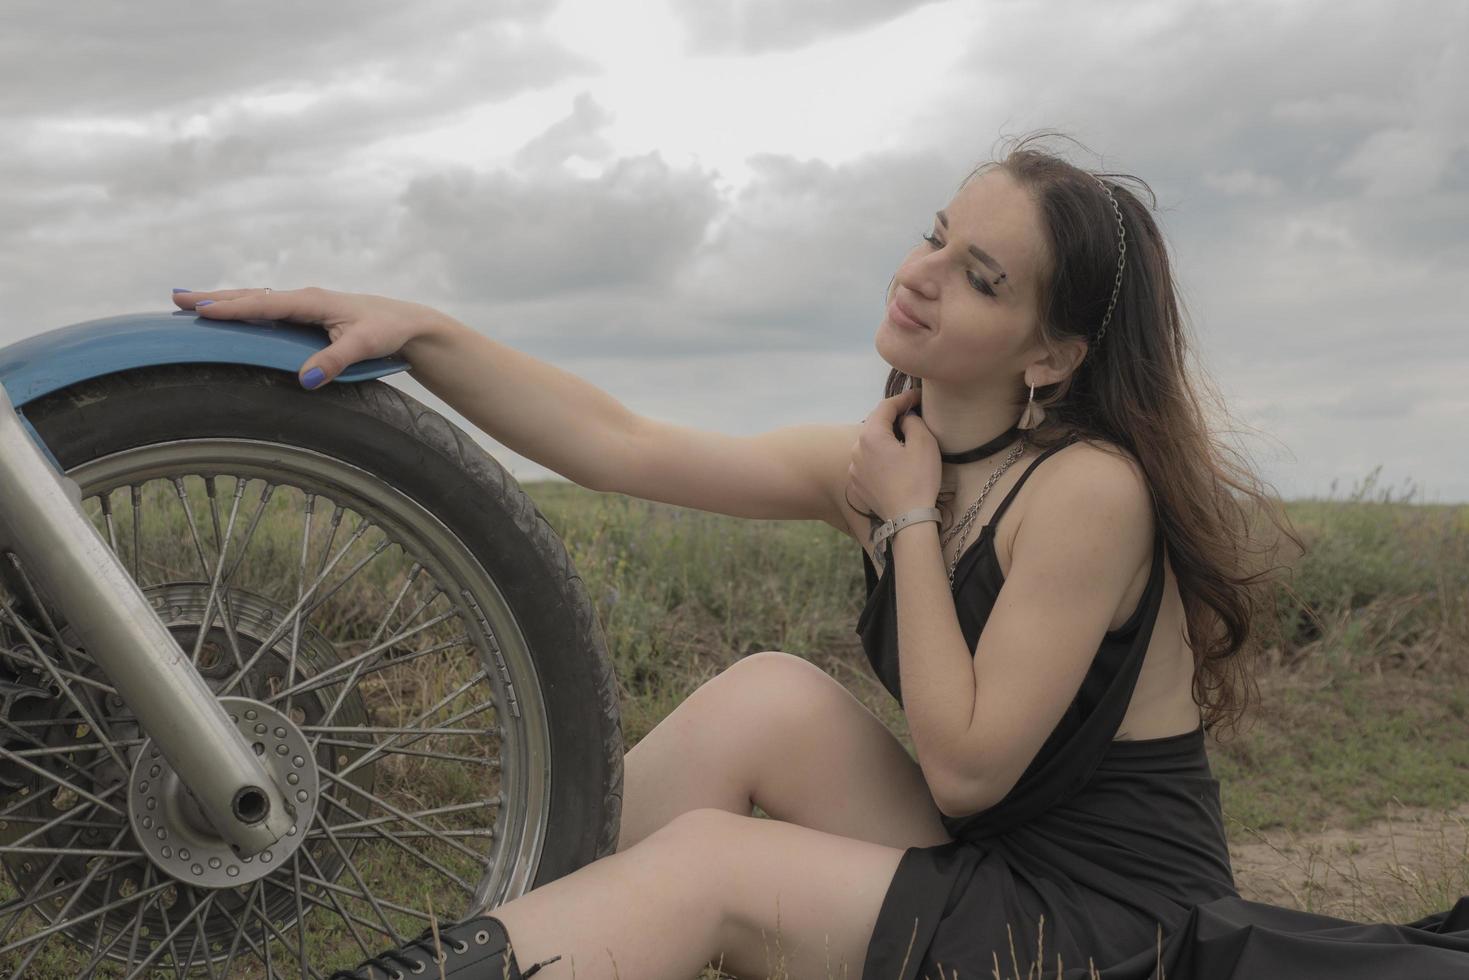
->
[854,433,1469,980]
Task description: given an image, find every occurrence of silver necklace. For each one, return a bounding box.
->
[939,439,1028,588]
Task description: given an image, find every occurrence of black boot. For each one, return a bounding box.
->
[328,914,563,980]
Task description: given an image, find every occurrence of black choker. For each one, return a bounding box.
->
[939,423,1023,464]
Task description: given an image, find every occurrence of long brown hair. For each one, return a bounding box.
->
[884,132,1302,736]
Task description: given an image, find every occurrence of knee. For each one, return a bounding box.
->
[716,650,842,715]
[648,806,746,861]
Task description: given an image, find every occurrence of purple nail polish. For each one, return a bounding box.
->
[301,367,325,389]
[172,288,191,294]
[195,299,214,307]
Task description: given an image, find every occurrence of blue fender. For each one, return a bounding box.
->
[0,310,409,467]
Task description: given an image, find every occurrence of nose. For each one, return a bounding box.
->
[894,248,941,302]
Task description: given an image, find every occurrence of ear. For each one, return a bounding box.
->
[1025,335,1089,387]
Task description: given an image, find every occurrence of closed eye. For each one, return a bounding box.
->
[921,232,996,297]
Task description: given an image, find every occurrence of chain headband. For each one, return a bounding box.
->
[1092,176,1127,345]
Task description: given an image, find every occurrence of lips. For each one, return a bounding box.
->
[889,297,930,330]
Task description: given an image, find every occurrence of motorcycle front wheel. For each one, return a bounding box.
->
[0,364,622,977]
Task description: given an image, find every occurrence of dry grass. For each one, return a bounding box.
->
[1,469,1465,977]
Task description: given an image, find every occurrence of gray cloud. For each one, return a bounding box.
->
[387,144,961,362]
[678,151,958,346]
[0,0,597,331]
[2,0,1465,502]
[513,92,616,171]
[669,0,943,55]
[0,0,563,118]
[392,150,723,302]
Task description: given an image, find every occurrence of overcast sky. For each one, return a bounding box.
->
[2,0,1465,503]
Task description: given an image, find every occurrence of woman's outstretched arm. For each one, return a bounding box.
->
[175,287,855,528]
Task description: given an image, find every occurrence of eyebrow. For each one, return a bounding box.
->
[935,210,1008,283]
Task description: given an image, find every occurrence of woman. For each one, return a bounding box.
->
[173,136,1469,980]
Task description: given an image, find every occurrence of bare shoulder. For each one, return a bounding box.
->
[1006,436,1155,568]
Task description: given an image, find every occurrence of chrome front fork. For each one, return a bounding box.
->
[0,381,292,855]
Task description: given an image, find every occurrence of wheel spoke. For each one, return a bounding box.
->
[313,813,407,946]
[295,867,436,925]
[0,845,145,857]
[316,783,480,888]
[210,879,329,980]
[0,744,126,817]
[0,647,118,695]
[0,570,128,770]
[97,488,121,555]
[129,484,142,583]
[293,533,393,624]
[217,879,265,979]
[306,797,497,836]
[308,829,497,842]
[219,480,276,589]
[311,737,500,769]
[177,895,216,980]
[0,739,123,822]
[302,564,423,726]
[2,785,120,851]
[323,671,493,780]
[290,850,309,978]
[255,885,274,979]
[0,866,171,957]
[0,823,92,943]
[304,719,494,742]
[299,841,377,960]
[4,739,138,760]
[0,811,126,829]
[186,474,251,673]
[172,476,215,580]
[269,622,465,708]
[73,870,162,978]
[271,868,426,941]
[121,880,215,980]
[215,517,376,699]
[285,493,316,708]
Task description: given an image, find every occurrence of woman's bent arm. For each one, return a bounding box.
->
[401,315,642,493]
[403,315,854,528]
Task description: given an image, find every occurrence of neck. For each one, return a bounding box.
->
[916,379,1025,463]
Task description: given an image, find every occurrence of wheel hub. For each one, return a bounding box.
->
[127,696,319,889]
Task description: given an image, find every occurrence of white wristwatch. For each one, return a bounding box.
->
[870,506,942,564]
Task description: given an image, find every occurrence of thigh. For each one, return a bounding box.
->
[706,651,951,850]
[661,807,909,980]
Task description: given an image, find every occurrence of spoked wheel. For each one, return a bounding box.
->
[0,365,622,977]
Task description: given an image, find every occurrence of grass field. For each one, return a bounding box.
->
[3,466,1465,978]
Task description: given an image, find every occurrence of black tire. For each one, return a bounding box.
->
[22,362,623,891]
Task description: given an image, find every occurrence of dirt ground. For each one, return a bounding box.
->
[1228,801,1469,921]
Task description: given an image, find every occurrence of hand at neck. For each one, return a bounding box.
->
[916,379,1024,460]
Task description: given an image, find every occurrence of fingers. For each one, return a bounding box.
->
[867,386,921,424]
[296,332,377,390]
[173,287,272,310]
[176,287,326,325]
[172,286,353,390]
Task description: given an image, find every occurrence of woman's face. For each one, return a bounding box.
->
[876,166,1050,386]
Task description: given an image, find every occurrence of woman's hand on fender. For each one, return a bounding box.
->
[171,286,456,389]
[847,387,940,520]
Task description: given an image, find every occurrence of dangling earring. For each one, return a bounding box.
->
[1017,381,1046,430]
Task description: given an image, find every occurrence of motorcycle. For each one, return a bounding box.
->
[0,309,623,976]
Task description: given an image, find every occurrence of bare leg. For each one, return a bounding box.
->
[491,807,908,980]
[617,652,950,852]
